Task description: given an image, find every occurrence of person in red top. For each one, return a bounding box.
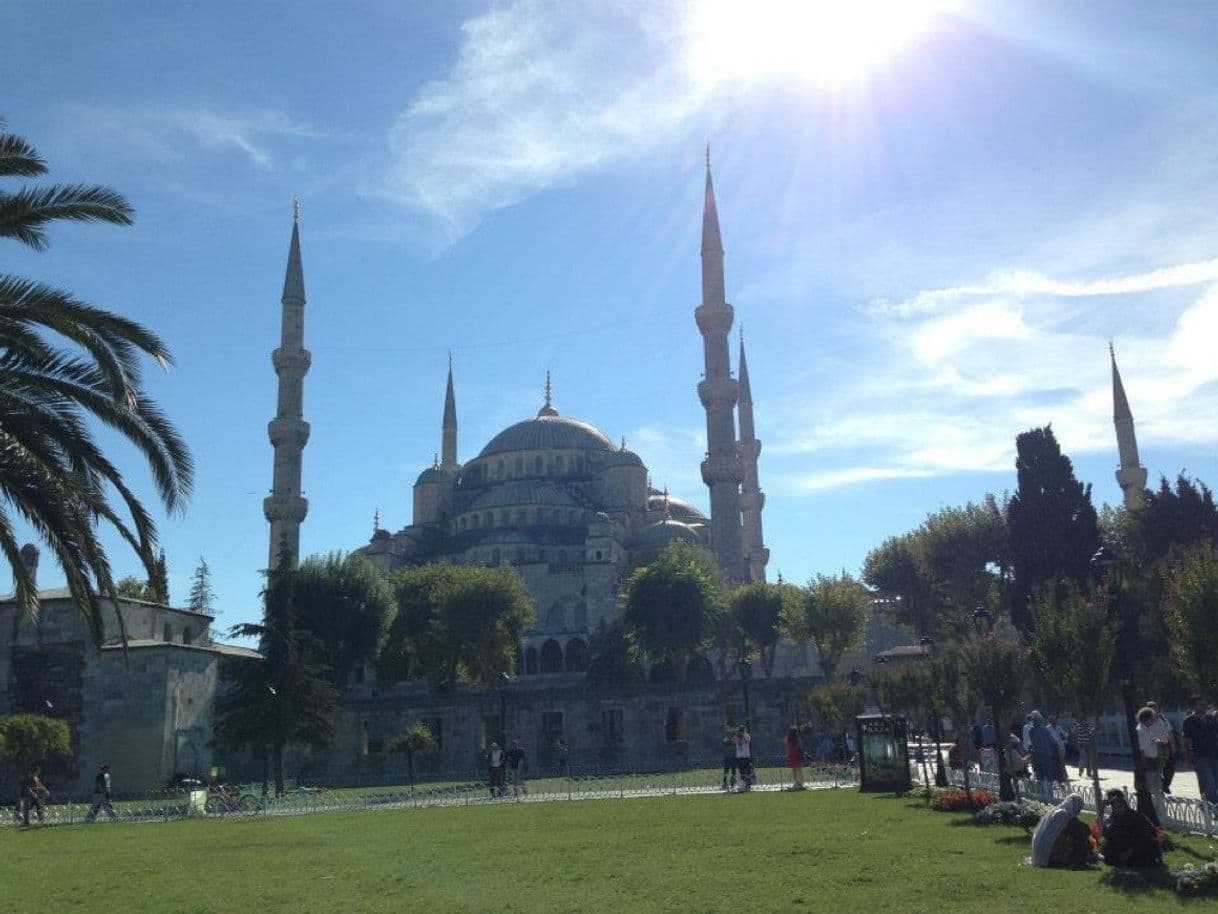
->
[785,728,806,790]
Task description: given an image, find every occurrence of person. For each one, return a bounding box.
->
[981,717,998,750]
[733,724,753,791]
[1008,726,1031,780]
[1029,794,1096,867]
[947,741,965,770]
[17,767,48,826]
[1182,695,1218,804]
[1047,714,1069,782]
[1135,706,1169,824]
[487,742,506,798]
[721,730,738,791]
[1101,789,1163,868]
[844,730,857,765]
[785,728,806,790]
[1146,702,1179,794]
[85,764,116,822]
[1071,717,1096,778]
[556,738,570,777]
[1026,711,1056,782]
[970,721,985,764]
[506,739,527,797]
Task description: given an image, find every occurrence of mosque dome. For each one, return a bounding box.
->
[470,480,578,511]
[646,491,707,523]
[415,465,451,486]
[632,518,701,550]
[478,413,616,457]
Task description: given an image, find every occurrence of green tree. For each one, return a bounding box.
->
[1163,542,1218,699]
[1006,426,1101,632]
[727,581,790,677]
[1027,583,1116,813]
[781,572,869,681]
[0,120,193,643]
[115,576,158,601]
[961,635,1026,800]
[214,554,340,796]
[804,679,867,736]
[585,619,643,685]
[0,713,70,771]
[187,557,215,616]
[620,541,724,683]
[385,720,439,786]
[1138,474,1218,563]
[150,551,169,604]
[290,552,395,687]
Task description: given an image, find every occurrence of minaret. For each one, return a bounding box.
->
[263,202,311,569]
[441,353,458,471]
[1110,342,1147,510]
[695,148,745,582]
[737,331,769,582]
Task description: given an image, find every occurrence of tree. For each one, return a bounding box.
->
[861,535,935,634]
[0,713,70,772]
[804,680,867,737]
[1027,583,1116,813]
[585,619,643,685]
[1163,542,1218,699]
[150,550,169,604]
[0,120,193,643]
[727,581,790,677]
[385,721,439,787]
[961,635,1026,800]
[289,552,395,687]
[378,563,535,687]
[1138,474,1218,563]
[115,576,158,601]
[1007,426,1100,632]
[214,554,340,796]
[187,557,215,616]
[620,541,723,683]
[781,572,869,681]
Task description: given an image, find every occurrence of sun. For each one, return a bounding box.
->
[684,0,956,89]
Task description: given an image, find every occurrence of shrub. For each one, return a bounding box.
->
[974,800,1048,830]
[929,788,999,812]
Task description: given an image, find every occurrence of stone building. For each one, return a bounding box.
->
[0,547,258,796]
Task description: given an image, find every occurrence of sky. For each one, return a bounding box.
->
[3,0,1217,632]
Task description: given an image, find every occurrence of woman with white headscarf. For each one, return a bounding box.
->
[1030,794,1095,867]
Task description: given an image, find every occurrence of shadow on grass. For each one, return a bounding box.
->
[1098,865,1175,895]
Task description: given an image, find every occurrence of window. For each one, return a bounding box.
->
[556,455,565,471]
[525,647,539,675]
[471,514,479,528]
[565,638,589,672]
[602,708,624,745]
[541,711,564,746]
[183,626,194,646]
[483,512,492,527]
[595,550,603,561]
[665,707,685,743]
[540,639,564,673]
[163,624,172,643]
[535,456,543,473]
[496,459,504,476]
[515,457,523,475]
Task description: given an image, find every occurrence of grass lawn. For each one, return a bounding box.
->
[0,790,1210,913]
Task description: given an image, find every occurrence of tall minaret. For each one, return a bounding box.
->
[1110,342,1147,510]
[695,149,745,582]
[441,353,458,471]
[263,202,312,569]
[737,331,769,582]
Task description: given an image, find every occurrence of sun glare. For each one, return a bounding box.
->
[685,0,955,89]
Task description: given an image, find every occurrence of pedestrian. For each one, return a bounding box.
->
[556,738,569,777]
[981,717,998,750]
[785,728,806,790]
[844,729,857,765]
[1071,718,1096,778]
[507,739,527,797]
[1047,713,1069,783]
[1135,706,1169,825]
[1146,702,1179,794]
[733,724,754,791]
[487,742,506,798]
[1026,711,1056,783]
[17,767,48,826]
[1182,695,1218,804]
[85,764,116,822]
[721,730,738,791]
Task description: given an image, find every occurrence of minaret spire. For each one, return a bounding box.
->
[737,332,769,582]
[694,148,745,582]
[264,203,312,569]
[538,370,558,417]
[441,353,458,470]
[1110,342,1147,510]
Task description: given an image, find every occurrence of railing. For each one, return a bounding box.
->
[1,760,859,829]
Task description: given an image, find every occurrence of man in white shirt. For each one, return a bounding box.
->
[733,726,753,791]
[1135,707,1170,824]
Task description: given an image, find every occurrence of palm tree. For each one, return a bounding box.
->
[1,120,192,643]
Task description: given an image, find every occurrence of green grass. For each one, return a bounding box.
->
[0,790,1211,913]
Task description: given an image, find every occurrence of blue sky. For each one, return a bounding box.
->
[4,0,1217,629]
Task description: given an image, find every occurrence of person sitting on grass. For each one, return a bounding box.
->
[1030,794,1097,867]
[1100,789,1163,868]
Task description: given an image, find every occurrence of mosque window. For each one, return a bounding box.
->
[556,455,565,472]
[540,639,564,674]
[183,626,194,646]
[541,711,564,746]
[471,514,479,528]
[535,455,544,473]
[496,459,504,477]
[595,550,603,561]
[163,623,172,643]
[515,457,523,475]
[665,707,685,743]
[564,638,588,672]
[524,647,538,675]
[602,708,624,745]
[483,512,492,527]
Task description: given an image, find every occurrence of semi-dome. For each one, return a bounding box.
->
[646,491,707,522]
[415,465,452,486]
[478,413,616,457]
[469,480,577,511]
[632,518,701,550]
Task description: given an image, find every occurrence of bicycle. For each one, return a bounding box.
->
[204,785,260,814]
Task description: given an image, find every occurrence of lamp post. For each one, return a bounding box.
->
[920,637,949,787]
[971,606,1016,801]
[1090,545,1157,825]
[737,658,753,728]
[497,671,510,747]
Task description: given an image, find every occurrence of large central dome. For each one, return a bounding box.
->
[478,413,616,457]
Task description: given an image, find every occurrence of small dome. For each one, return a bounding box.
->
[478,414,616,457]
[469,480,577,511]
[602,448,644,468]
[415,466,452,486]
[632,519,701,550]
[646,491,707,522]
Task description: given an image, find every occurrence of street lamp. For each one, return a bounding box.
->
[497,671,510,747]
[969,606,1015,801]
[920,637,949,787]
[1090,545,1157,824]
[736,658,753,728]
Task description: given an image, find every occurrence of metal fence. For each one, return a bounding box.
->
[1,759,859,829]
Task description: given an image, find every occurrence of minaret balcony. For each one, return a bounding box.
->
[697,377,739,409]
[695,302,734,336]
[268,417,311,448]
[263,494,308,523]
[701,454,742,486]
[272,347,313,375]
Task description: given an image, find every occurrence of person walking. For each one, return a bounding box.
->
[1047,713,1070,784]
[1071,718,1096,778]
[1182,695,1218,804]
[507,739,528,797]
[17,767,48,826]
[721,731,738,791]
[1135,706,1169,825]
[1146,702,1179,794]
[487,742,506,798]
[785,728,807,790]
[734,725,754,791]
[85,764,116,822]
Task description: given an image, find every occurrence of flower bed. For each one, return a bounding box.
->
[1172,860,1218,896]
[929,788,999,812]
[974,799,1049,830]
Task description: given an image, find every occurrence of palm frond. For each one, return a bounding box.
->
[0,184,133,250]
[0,127,47,178]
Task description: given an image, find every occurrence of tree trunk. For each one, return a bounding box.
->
[1089,734,1103,818]
[273,740,285,798]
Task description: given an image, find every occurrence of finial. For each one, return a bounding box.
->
[739,323,744,345]
[776,571,785,584]
[545,370,552,408]
[292,197,301,224]
[705,142,711,170]
[662,485,671,519]
[373,507,381,533]
[620,436,627,451]
[448,349,454,371]
[433,453,440,468]
[1108,340,1115,359]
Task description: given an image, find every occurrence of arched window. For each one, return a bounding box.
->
[540,639,564,674]
[183,626,194,646]
[471,514,479,528]
[565,638,589,673]
[515,457,523,475]
[556,455,565,472]
[525,647,539,675]
[483,512,492,527]
[686,655,715,683]
[496,459,504,476]
[163,623,172,643]
[535,455,544,473]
